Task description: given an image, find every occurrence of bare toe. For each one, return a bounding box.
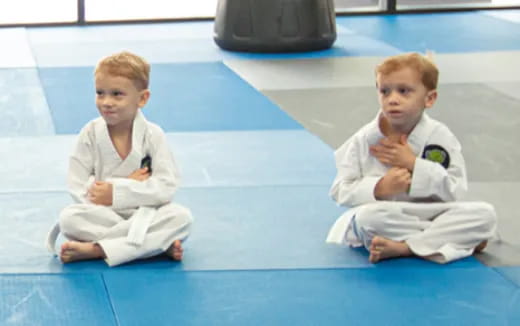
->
[369,250,381,263]
[173,251,183,260]
[167,240,183,261]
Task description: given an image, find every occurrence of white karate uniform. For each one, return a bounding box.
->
[326,112,497,263]
[47,111,192,266]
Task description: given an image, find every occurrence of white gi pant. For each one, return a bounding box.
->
[351,201,497,263]
[59,203,192,266]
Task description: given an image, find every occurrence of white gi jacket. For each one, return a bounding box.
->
[47,111,179,252]
[326,111,468,246]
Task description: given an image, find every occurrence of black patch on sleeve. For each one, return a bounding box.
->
[422,144,450,169]
[141,155,152,173]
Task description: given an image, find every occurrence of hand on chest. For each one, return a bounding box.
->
[365,135,419,172]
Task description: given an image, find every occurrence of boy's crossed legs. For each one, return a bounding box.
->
[59,203,192,266]
[354,201,496,263]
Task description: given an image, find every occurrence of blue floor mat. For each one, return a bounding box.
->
[0,69,54,137]
[103,267,520,326]
[26,21,396,66]
[0,135,71,193]
[0,192,76,274]
[168,130,335,187]
[38,62,302,134]
[0,274,116,325]
[336,11,520,53]
[28,22,227,66]
[174,186,481,271]
[31,39,228,66]
[28,21,216,43]
[0,186,481,274]
[0,187,353,273]
[0,130,334,192]
[31,34,352,65]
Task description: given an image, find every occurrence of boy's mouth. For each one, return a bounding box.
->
[387,110,403,117]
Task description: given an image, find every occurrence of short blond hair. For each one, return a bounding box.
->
[375,52,439,91]
[95,51,150,90]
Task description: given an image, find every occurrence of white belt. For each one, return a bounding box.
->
[126,206,155,246]
[46,223,60,255]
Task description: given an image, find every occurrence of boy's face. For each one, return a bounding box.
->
[376,67,437,132]
[95,73,149,129]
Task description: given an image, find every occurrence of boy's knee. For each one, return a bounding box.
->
[59,206,81,238]
[355,203,398,232]
[474,202,497,230]
[58,204,94,239]
[161,204,193,227]
[176,206,193,226]
[456,202,497,236]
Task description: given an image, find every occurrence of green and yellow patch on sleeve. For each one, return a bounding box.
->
[422,144,450,169]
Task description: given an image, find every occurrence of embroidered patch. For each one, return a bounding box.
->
[141,155,152,173]
[422,144,450,169]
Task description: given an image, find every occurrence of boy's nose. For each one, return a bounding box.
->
[387,91,400,105]
[101,97,114,107]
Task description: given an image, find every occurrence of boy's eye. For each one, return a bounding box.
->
[112,91,123,96]
[95,90,103,96]
[398,88,410,95]
[379,88,390,96]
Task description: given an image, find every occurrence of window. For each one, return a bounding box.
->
[85,0,218,22]
[0,0,76,25]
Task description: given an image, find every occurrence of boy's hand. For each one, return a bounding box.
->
[88,181,113,206]
[370,135,416,171]
[128,167,150,181]
[374,167,411,199]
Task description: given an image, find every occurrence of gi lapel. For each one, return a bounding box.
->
[407,113,435,157]
[95,111,148,179]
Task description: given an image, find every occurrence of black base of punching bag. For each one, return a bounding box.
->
[214,0,337,53]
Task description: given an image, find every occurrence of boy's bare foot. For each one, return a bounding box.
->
[166,240,183,261]
[60,241,105,263]
[369,236,412,263]
[474,240,488,253]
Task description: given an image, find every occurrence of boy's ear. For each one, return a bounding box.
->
[139,89,151,108]
[425,90,437,108]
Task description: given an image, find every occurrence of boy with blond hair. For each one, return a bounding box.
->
[47,51,192,266]
[327,53,496,264]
